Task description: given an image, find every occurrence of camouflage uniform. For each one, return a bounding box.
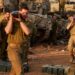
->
[2,19,31,75]
[67,23,75,60]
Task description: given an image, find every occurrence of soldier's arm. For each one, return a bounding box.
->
[66,21,73,30]
[20,21,31,35]
[66,17,74,30]
[5,14,13,34]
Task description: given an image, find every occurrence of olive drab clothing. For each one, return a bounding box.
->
[69,24,75,35]
[68,35,75,52]
[26,19,37,46]
[0,13,4,22]
[7,20,31,60]
[50,20,58,45]
[7,21,28,44]
[7,44,24,75]
[7,19,32,75]
[67,23,75,59]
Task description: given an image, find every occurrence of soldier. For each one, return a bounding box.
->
[0,7,8,60]
[0,22,8,61]
[2,3,31,75]
[50,14,58,45]
[67,14,75,63]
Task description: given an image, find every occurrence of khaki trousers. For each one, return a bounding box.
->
[67,35,75,56]
[7,43,28,75]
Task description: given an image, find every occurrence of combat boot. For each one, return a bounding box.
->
[23,62,30,73]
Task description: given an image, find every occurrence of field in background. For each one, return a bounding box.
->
[50,2,75,12]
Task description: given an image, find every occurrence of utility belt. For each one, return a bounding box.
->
[9,43,21,47]
[8,42,26,47]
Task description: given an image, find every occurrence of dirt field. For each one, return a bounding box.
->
[0,44,75,75]
[27,44,75,75]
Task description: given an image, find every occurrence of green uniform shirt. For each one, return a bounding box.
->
[1,18,37,45]
[7,20,32,44]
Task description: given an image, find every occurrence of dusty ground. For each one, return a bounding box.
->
[26,44,75,75]
[0,44,75,75]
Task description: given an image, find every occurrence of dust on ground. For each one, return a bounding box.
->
[0,44,75,75]
[26,44,75,75]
